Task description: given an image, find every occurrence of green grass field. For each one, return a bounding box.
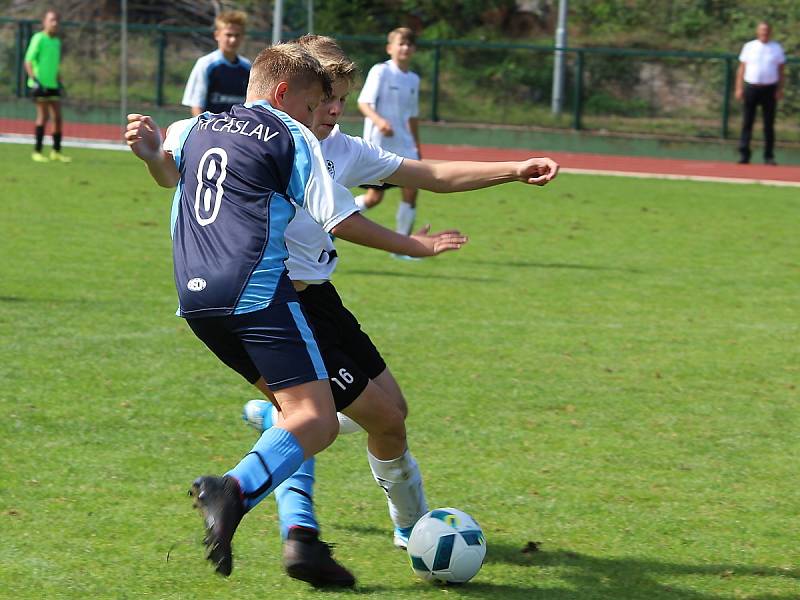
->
[1,143,798,599]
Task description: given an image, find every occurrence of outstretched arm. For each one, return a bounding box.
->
[125,114,180,188]
[385,156,559,193]
[331,213,467,257]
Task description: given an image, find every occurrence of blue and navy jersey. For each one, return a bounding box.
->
[182,50,251,113]
[165,101,359,318]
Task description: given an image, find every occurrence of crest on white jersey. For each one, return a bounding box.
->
[326,159,335,179]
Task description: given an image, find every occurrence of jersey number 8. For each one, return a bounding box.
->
[194,147,228,226]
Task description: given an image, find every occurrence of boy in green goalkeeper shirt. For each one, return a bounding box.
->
[24,10,70,163]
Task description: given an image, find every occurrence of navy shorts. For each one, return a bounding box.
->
[186,301,327,391]
[297,282,387,411]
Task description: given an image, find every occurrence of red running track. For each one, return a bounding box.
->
[3,117,798,185]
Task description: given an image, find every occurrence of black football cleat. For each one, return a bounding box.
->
[283,527,356,588]
[189,475,245,577]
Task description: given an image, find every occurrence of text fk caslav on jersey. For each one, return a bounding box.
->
[197,116,280,143]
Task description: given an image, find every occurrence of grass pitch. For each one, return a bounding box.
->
[1,143,798,599]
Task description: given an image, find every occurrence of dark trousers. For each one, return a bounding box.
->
[738,83,777,161]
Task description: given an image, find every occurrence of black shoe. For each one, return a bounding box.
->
[737,157,750,165]
[283,527,356,588]
[765,158,777,166]
[189,475,245,577]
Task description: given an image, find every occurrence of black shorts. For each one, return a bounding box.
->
[298,282,387,411]
[32,86,61,100]
[186,301,327,392]
[359,182,396,191]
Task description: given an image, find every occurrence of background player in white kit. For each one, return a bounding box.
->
[356,27,422,249]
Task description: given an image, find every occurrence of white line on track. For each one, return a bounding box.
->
[4,134,799,187]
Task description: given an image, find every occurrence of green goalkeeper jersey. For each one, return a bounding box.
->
[25,32,61,89]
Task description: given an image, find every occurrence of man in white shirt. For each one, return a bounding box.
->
[356,28,422,248]
[735,21,785,165]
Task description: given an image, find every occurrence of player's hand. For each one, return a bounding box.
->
[516,157,559,186]
[377,118,394,137]
[125,114,163,162]
[409,224,468,256]
[31,78,42,93]
[735,88,744,102]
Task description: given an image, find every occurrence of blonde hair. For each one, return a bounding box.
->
[216,10,247,30]
[294,35,358,85]
[247,42,332,99]
[387,27,415,45]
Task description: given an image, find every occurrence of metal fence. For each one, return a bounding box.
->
[1,17,798,144]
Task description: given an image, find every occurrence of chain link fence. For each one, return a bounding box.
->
[1,17,797,147]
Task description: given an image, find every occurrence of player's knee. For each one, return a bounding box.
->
[313,410,340,447]
[373,403,407,444]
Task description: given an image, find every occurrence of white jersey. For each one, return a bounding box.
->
[739,40,786,85]
[284,125,404,282]
[358,60,420,158]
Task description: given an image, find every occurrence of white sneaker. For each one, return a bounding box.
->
[242,399,275,432]
[391,254,421,261]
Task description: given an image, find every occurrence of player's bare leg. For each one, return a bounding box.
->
[342,381,428,548]
[371,368,408,415]
[191,380,338,577]
[362,186,384,209]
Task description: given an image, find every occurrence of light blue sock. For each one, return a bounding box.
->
[275,457,318,539]
[227,427,305,511]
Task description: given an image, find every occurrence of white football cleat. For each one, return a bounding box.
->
[393,526,414,549]
[242,399,364,434]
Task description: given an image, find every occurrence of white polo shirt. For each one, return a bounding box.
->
[358,60,420,159]
[283,125,404,283]
[739,40,785,85]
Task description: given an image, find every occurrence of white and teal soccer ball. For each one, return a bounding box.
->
[407,508,486,583]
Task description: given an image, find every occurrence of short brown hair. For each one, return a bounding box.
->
[247,42,333,99]
[388,27,415,45]
[216,10,247,30]
[294,35,358,85]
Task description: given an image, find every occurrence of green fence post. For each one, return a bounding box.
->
[721,57,732,139]
[15,20,24,97]
[431,42,441,122]
[572,50,584,130]
[156,30,167,106]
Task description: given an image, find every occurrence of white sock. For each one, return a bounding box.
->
[396,202,416,236]
[368,449,428,529]
[353,194,368,212]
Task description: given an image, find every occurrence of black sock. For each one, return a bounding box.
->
[35,125,44,152]
[53,132,62,152]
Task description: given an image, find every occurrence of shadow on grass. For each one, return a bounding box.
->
[339,530,797,599]
[479,541,798,600]
[341,269,501,283]
[458,259,645,274]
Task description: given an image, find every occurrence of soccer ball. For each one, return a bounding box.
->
[407,508,486,583]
